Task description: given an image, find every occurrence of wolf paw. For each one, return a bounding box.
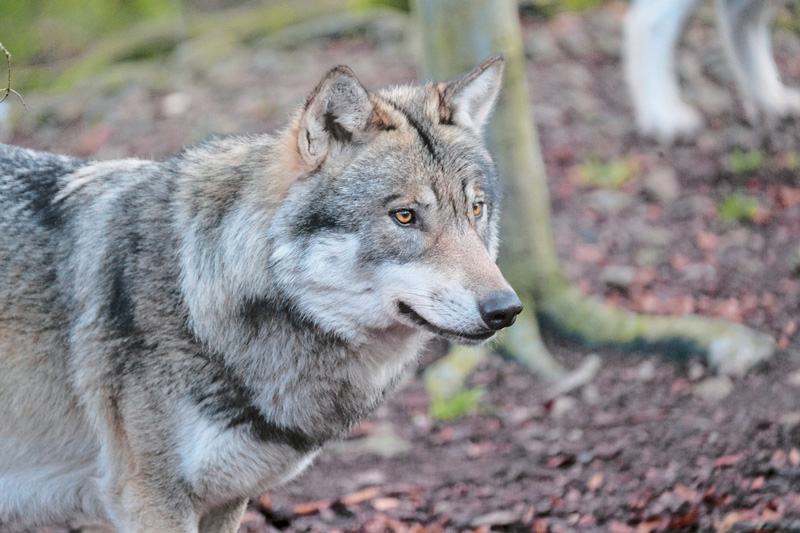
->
[638,101,703,143]
[760,87,800,122]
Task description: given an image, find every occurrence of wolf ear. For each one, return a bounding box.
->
[298,66,373,167]
[440,56,504,135]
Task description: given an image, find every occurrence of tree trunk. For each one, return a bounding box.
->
[412,0,774,395]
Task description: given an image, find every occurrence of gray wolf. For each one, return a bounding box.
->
[0,56,521,532]
[624,0,800,141]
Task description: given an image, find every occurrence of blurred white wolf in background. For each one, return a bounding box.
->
[624,0,800,141]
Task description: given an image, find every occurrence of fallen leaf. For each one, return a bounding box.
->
[714,454,741,468]
[239,511,265,527]
[588,473,603,492]
[779,335,789,351]
[714,511,745,532]
[372,498,401,511]
[671,253,691,271]
[778,187,800,208]
[646,205,662,222]
[341,486,381,506]
[673,484,698,502]
[533,518,549,533]
[671,379,690,394]
[609,521,635,533]
[574,244,604,263]
[751,476,765,490]
[467,441,495,458]
[293,500,331,515]
[752,207,771,224]
[771,450,787,468]
[635,519,661,533]
[546,454,575,468]
[790,448,800,466]
[257,493,271,511]
[697,231,719,250]
[667,506,699,528]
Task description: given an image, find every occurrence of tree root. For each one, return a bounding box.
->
[537,283,775,377]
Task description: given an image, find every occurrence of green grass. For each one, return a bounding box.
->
[727,148,764,175]
[0,0,180,65]
[573,157,639,188]
[717,193,762,223]
[430,387,485,421]
[521,0,607,18]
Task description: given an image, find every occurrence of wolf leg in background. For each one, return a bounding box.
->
[716,0,800,122]
[0,57,521,532]
[624,0,800,141]
[624,0,703,141]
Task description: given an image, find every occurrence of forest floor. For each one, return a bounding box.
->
[6,2,800,532]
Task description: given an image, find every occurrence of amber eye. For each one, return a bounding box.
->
[393,209,415,225]
[473,202,484,218]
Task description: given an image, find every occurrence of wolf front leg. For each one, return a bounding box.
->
[198,498,249,533]
[717,0,800,124]
[623,0,704,141]
[93,438,199,532]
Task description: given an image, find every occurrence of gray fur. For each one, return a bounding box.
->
[0,57,519,532]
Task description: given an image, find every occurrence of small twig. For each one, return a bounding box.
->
[0,42,26,109]
[544,354,602,401]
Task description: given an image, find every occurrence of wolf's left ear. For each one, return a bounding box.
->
[440,56,504,135]
[298,66,373,167]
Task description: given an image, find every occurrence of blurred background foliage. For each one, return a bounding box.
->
[2,0,797,95]
[2,0,182,65]
[0,0,616,72]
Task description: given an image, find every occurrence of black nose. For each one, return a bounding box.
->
[479,290,523,331]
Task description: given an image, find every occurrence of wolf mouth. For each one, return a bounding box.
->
[397,302,495,342]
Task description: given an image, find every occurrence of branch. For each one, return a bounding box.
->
[0,42,27,109]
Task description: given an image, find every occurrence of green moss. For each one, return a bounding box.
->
[717,193,762,223]
[727,148,764,175]
[350,0,409,12]
[574,158,639,188]
[520,0,606,18]
[775,5,800,32]
[0,0,181,65]
[430,388,485,421]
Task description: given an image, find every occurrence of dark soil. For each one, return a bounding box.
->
[6,3,800,532]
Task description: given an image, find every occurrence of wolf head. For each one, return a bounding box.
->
[264,57,522,346]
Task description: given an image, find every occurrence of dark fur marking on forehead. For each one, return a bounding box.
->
[461,175,470,199]
[383,100,439,161]
[382,193,401,206]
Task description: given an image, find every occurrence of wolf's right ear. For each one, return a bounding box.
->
[440,56,504,135]
[298,66,373,168]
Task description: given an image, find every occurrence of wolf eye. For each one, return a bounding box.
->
[473,202,485,218]
[393,209,415,226]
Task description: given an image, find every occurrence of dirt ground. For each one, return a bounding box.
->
[6,3,800,532]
